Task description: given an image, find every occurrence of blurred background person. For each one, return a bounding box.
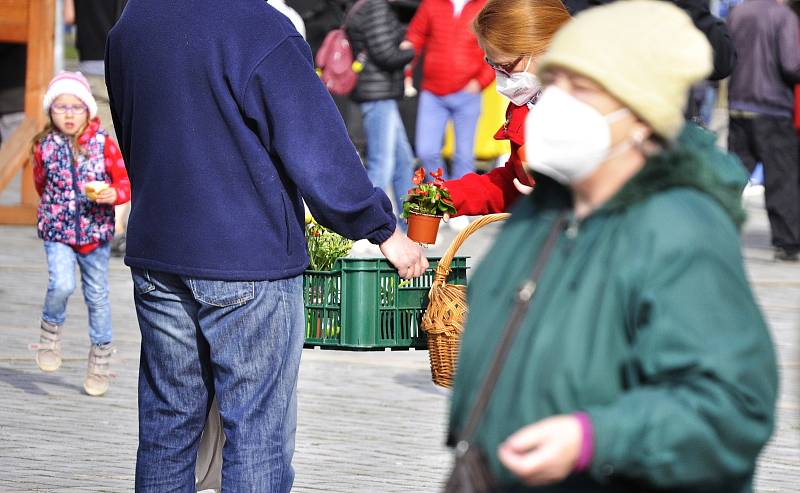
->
[561,0,736,81]
[727,0,800,262]
[562,0,736,141]
[403,0,495,231]
[346,0,416,225]
[71,0,126,135]
[0,44,26,148]
[294,0,349,53]
[69,0,130,256]
[296,0,367,151]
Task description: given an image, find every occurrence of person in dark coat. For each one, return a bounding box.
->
[561,0,736,80]
[0,43,26,147]
[727,0,800,261]
[72,0,129,255]
[346,0,417,221]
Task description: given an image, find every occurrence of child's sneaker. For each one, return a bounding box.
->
[83,343,116,397]
[30,320,63,372]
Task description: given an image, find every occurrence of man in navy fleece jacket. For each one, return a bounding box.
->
[105,1,427,490]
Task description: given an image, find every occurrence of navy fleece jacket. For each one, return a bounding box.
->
[105,0,396,280]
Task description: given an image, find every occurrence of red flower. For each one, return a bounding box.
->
[403,166,458,218]
[413,168,426,185]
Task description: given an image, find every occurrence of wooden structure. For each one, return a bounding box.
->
[0,0,55,224]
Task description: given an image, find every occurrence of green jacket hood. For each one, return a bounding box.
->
[535,124,750,228]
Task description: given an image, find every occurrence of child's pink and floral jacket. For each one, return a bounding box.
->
[33,118,131,250]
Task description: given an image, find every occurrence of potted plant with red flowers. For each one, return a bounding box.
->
[402,167,457,244]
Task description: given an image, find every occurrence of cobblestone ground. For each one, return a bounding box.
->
[0,186,797,492]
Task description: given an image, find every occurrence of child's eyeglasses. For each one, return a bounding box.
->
[51,104,87,115]
[484,55,525,77]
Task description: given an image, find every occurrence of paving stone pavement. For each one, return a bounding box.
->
[0,187,797,492]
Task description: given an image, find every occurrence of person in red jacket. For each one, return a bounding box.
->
[440,0,571,217]
[403,0,495,230]
[29,71,131,397]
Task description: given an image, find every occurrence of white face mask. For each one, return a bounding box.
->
[524,86,631,184]
[495,57,540,106]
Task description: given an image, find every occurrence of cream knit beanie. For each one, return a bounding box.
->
[538,0,712,140]
[42,71,98,119]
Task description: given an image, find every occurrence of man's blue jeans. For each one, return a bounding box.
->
[415,89,482,180]
[131,268,304,493]
[42,241,112,345]
[360,99,415,221]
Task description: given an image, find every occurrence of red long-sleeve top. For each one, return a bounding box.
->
[445,103,534,216]
[795,30,799,133]
[33,118,131,254]
[795,85,799,132]
[404,0,495,96]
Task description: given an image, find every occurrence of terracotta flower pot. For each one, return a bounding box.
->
[406,212,442,244]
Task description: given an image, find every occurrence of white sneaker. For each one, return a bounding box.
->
[447,215,470,232]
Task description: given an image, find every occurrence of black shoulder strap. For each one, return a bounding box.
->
[458,211,568,442]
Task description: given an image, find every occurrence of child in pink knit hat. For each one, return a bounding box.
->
[28,71,131,397]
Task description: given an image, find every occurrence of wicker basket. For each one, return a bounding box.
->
[421,213,510,388]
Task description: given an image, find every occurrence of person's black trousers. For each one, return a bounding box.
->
[729,115,800,254]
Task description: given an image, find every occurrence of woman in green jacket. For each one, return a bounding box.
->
[447,2,778,492]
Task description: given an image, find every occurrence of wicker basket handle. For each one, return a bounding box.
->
[434,213,511,284]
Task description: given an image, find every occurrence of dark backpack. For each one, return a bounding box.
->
[315,0,369,96]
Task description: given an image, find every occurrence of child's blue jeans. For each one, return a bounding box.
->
[42,241,113,345]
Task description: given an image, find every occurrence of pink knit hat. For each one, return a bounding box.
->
[42,71,98,119]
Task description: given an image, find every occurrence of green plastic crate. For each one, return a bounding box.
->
[303,257,468,349]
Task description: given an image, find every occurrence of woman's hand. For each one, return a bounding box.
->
[404,77,418,98]
[497,415,582,486]
[94,187,118,205]
[379,227,430,279]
